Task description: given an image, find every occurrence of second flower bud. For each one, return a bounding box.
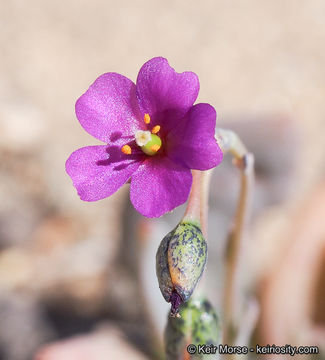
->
[156,221,207,316]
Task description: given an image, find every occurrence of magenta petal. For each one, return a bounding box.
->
[65,145,141,201]
[76,73,143,143]
[130,157,192,218]
[136,57,199,132]
[166,103,223,170]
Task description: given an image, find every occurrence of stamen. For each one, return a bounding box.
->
[144,113,151,124]
[121,145,132,155]
[151,125,161,134]
[150,144,161,152]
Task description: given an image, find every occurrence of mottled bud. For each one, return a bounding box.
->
[165,297,222,359]
[156,221,207,315]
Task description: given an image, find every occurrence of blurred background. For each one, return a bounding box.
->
[0,0,325,359]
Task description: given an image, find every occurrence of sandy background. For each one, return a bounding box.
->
[0,1,324,359]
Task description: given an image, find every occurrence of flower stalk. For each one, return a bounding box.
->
[183,169,214,238]
[183,170,203,227]
[199,170,213,238]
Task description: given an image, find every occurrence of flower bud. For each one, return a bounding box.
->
[156,221,207,316]
[165,297,222,359]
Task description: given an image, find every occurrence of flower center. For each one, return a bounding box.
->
[121,113,162,156]
[135,130,162,156]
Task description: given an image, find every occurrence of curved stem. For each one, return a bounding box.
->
[223,153,254,346]
[215,128,255,350]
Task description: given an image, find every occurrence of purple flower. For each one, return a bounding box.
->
[66,57,223,218]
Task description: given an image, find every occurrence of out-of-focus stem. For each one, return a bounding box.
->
[224,153,254,345]
[215,128,255,350]
[215,128,248,159]
[235,298,259,346]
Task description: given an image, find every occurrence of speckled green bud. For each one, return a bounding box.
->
[165,297,222,359]
[156,221,207,316]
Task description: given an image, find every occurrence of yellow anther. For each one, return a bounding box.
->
[121,145,132,155]
[144,113,151,124]
[151,125,161,134]
[150,144,161,153]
